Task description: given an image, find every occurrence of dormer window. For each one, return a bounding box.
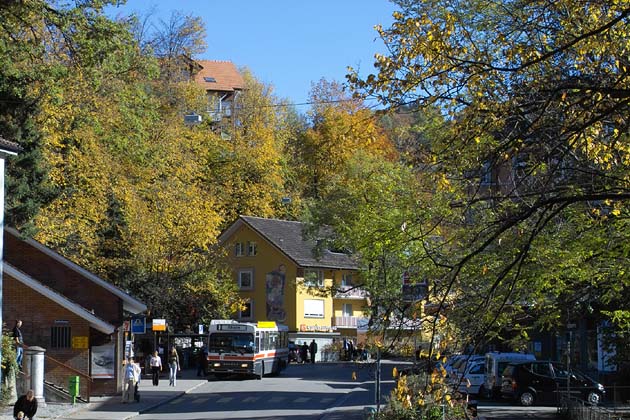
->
[341,273,353,287]
[203,77,216,83]
[304,269,324,288]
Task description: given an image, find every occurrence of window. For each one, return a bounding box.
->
[342,303,353,317]
[480,161,494,186]
[238,269,254,289]
[341,273,353,287]
[239,300,253,320]
[203,76,216,83]
[51,325,71,348]
[531,362,552,377]
[235,242,244,257]
[304,299,324,318]
[304,269,324,287]
[247,241,257,256]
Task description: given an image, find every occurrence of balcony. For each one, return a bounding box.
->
[332,316,369,329]
[334,286,368,300]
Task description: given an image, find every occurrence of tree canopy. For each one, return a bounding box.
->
[346,0,630,355]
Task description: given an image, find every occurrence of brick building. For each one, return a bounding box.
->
[3,228,146,397]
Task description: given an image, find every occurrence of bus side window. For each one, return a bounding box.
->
[255,331,260,352]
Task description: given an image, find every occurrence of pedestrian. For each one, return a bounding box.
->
[168,346,180,386]
[348,340,355,361]
[12,320,23,370]
[196,348,208,377]
[300,342,309,364]
[309,339,318,364]
[13,389,37,420]
[149,350,162,386]
[122,357,141,403]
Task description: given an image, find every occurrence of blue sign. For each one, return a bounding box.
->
[131,317,146,334]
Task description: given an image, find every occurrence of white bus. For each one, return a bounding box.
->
[207,320,289,379]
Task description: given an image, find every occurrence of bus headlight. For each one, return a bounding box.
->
[241,363,248,368]
[213,363,221,367]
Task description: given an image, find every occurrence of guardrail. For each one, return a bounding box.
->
[559,392,630,420]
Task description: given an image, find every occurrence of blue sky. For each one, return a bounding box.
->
[107,1,397,107]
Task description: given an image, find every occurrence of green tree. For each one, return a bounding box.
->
[349,0,630,353]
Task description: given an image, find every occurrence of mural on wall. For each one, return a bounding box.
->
[266,264,286,322]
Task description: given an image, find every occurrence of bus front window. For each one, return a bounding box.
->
[209,333,255,354]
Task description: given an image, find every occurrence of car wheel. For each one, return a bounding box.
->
[519,391,535,406]
[587,391,601,406]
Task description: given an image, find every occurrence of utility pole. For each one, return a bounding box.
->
[375,347,381,412]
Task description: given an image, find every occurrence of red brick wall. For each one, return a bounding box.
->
[4,231,123,325]
[4,275,119,396]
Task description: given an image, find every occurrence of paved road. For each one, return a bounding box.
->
[136,361,394,420]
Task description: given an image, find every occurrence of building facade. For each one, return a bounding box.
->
[218,216,369,359]
[3,228,146,397]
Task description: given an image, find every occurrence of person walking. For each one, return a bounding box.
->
[12,320,23,370]
[13,389,37,419]
[122,357,140,403]
[309,339,318,364]
[149,350,162,386]
[167,347,180,387]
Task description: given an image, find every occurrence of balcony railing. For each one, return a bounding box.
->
[332,316,369,329]
[334,286,368,299]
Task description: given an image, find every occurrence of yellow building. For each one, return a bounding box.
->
[218,216,369,358]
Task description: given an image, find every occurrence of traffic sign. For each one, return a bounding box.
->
[131,317,146,334]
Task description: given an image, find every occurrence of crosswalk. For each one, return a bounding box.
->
[168,394,345,406]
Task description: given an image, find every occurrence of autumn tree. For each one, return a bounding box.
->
[347,0,630,356]
[295,79,396,199]
[202,69,304,225]
[0,0,139,233]
[0,2,241,328]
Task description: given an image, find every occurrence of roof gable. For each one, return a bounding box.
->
[4,227,146,314]
[219,216,358,270]
[0,135,20,156]
[5,263,115,334]
[193,60,245,92]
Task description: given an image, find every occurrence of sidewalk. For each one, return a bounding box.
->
[0,370,208,420]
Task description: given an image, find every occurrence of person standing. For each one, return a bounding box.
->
[122,357,140,403]
[300,342,309,364]
[12,320,23,370]
[167,347,180,387]
[309,339,318,364]
[149,351,162,386]
[13,389,37,419]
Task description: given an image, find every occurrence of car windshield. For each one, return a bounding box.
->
[208,333,255,353]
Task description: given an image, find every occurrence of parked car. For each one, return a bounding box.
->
[501,361,605,406]
[451,360,486,395]
[450,355,485,379]
[483,352,536,399]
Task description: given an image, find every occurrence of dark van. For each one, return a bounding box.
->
[501,361,605,406]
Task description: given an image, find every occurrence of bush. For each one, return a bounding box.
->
[377,367,467,420]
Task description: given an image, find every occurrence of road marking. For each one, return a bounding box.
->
[321,397,335,403]
[191,397,206,404]
[268,396,285,403]
[294,397,310,403]
[217,397,234,403]
[243,396,259,403]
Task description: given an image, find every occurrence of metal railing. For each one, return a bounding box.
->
[560,396,629,420]
[44,354,92,402]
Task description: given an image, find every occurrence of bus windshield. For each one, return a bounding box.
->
[208,333,255,354]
